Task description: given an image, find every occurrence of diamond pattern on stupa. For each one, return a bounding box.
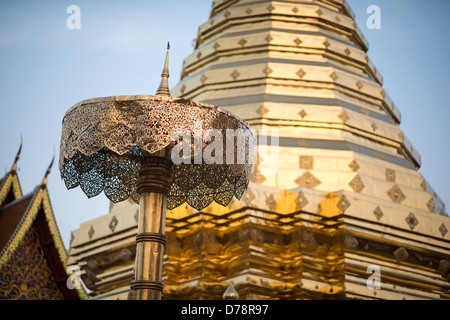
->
[171,0,446,217]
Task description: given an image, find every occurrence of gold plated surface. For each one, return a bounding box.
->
[0,226,65,300]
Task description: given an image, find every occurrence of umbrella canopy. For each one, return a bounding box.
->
[59,95,255,210]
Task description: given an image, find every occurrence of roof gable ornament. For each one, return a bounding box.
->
[41,152,55,187]
[11,137,23,173]
[1,138,23,204]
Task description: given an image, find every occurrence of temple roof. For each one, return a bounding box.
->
[0,192,33,252]
[0,147,87,300]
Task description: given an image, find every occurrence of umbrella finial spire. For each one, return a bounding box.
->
[155,42,171,96]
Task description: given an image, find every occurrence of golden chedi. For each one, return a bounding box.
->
[68,0,450,300]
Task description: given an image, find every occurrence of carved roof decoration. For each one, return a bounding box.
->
[0,142,23,208]
[0,147,87,300]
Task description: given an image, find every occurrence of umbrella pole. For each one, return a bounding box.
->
[131,151,172,300]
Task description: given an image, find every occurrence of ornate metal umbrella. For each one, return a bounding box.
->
[59,44,255,300]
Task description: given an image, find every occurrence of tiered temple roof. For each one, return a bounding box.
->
[0,143,86,300]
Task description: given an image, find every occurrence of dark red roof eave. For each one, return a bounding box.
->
[35,205,81,300]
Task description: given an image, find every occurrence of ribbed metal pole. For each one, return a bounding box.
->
[130,149,172,300]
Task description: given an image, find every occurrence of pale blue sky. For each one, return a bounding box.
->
[0,0,449,248]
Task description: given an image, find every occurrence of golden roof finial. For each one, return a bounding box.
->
[11,136,23,173]
[223,281,239,300]
[155,42,171,96]
[41,150,55,187]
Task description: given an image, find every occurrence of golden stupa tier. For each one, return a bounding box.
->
[68,183,450,299]
[67,0,449,299]
[171,0,445,215]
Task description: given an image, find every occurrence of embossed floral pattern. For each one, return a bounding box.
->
[59,95,255,211]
